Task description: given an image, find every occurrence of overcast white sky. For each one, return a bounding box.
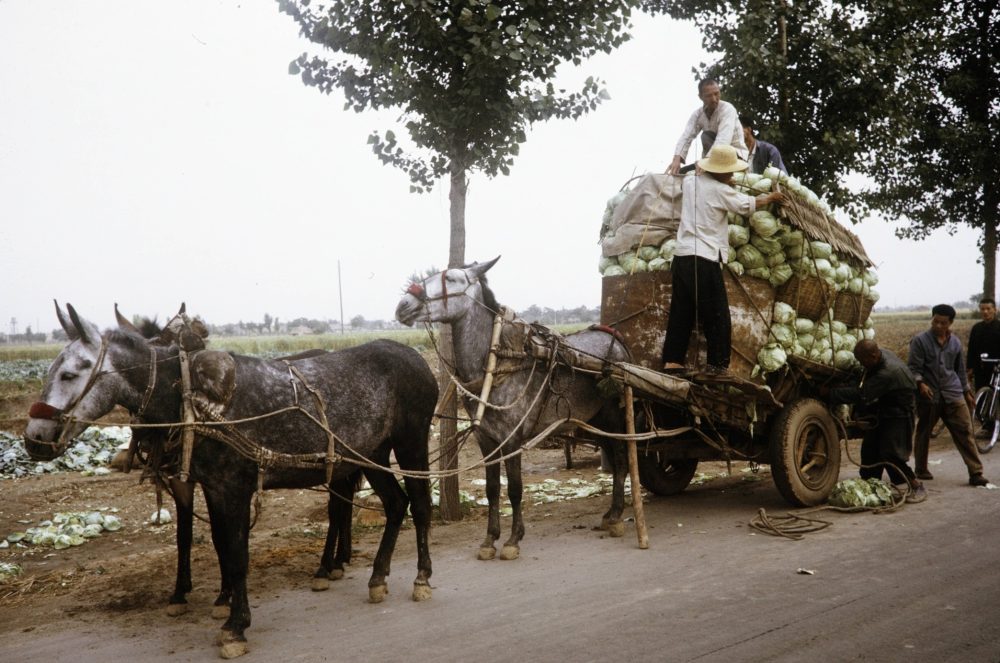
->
[0,1,986,335]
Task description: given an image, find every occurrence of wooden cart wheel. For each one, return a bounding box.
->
[768,397,841,507]
[636,453,698,496]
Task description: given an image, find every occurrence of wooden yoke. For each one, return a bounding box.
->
[177,345,196,483]
[624,385,649,549]
[472,311,506,429]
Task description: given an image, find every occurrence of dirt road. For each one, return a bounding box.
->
[2,440,999,662]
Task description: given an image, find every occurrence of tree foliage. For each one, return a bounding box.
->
[643,0,926,211]
[646,0,999,296]
[855,0,999,296]
[279,0,635,192]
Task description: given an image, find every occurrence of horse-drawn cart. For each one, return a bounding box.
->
[597,171,880,508]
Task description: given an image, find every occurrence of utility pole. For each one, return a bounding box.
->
[337,260,345,334]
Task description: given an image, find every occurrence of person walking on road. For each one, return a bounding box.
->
[826,340,926,502]
[908,304,990,486]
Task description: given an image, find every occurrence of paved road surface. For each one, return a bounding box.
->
[3,447,999,662]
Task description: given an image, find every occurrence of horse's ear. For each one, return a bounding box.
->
[178,302,187,316]
[115,303,141,334]
[55,300,79,341]
[66,303,101,346]
[468,255,501,279]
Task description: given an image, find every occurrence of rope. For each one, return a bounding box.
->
[749,413,912,539]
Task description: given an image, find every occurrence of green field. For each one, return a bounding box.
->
[0,323,592,363]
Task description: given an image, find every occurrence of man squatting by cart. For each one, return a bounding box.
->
[825,340,927,503]
[909,304,990,486]
[661,144,784,374]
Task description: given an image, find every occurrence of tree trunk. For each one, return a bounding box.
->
[437,159,469,521]
[983,207,998,301]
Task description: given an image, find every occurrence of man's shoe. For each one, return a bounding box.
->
[969,474,989,487]
[915,469,934,481]
[906,484,928,504]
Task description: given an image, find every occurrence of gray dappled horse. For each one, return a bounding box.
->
[25,303,437,658]
[396,257,631,561]
[111,307,360,618]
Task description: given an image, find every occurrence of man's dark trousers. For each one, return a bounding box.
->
[662,254,731,368]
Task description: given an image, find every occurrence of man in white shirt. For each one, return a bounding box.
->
[662,144,785,374]
[667,78,748,176]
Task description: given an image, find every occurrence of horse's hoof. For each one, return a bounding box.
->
[499,545,520,560]
[412,582,432,602]
[165,602,188,617]
[477,546,496,561]
[368,584,388,603]
[219,634,249,660]
[599,517,611,531]
[330,568,345,580]
[211,605,230,620]
[311,577,330,592]
[607,521,626,538]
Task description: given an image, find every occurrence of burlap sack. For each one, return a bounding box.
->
[601,173,684,257]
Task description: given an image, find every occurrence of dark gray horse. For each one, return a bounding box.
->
[112,308,361,617]
[25,303,437,658]
[396,257,630,561]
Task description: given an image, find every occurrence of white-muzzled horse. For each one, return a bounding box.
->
[395,257,632,561]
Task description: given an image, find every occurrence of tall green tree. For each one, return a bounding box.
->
[643,0,924,211]
[646,0,999,297]
[278,0,637,518]
[857,0,1000,299]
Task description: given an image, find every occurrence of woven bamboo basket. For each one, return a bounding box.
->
[776,275,832,321]
[833,291,874,327]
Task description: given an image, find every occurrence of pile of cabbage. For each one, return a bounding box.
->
[757,301,875,374]
[0,426,127,479]
[827,477,895,508]
[4,510,123,550]
[598,168,880,374]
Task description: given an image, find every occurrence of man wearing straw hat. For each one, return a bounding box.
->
[662,144,785,375]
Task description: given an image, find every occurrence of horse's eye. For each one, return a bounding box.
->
[60,372,78,382]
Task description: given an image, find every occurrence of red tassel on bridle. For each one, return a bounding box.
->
[407,282,425,299]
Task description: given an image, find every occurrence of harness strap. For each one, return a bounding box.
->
[287,364,340,484]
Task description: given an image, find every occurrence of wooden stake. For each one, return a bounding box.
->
[624,385,649,549]
[472,313,505,428]
[177,347,196,482]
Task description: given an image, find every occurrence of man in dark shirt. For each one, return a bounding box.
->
[909,304,989,486]
[740,114,787,175]
[967,297,1000,390]
[828,340,925,502]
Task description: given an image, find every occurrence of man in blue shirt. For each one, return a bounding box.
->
[740,115,787,175]
[908,304,989,486]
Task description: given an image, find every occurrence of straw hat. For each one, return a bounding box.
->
[697,144,748,173]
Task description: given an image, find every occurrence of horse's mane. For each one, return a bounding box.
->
[108,328,155,354]
[476,273,501,313]
[137,317,162,339]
